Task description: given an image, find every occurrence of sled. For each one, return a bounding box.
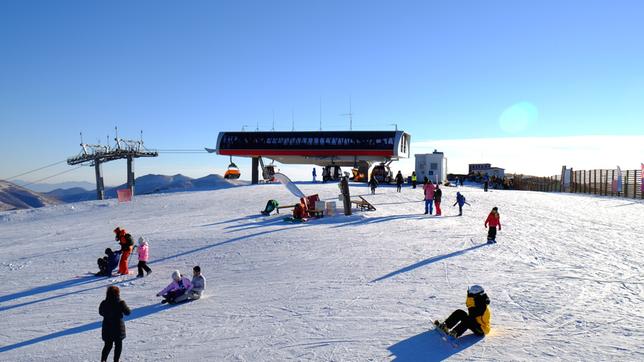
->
[352,196,376,211]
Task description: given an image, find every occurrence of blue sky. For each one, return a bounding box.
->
[1,1,643,184]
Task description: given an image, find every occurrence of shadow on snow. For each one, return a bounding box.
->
[388,330,482,361]
[371,244,489,282]
[0,275,109,304]
[0,302,181,353]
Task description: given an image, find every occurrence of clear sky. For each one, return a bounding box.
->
[1,1,643,185]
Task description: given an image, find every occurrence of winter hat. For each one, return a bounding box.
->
[468,285,485,295]
[138,236,146,246]
[172,270,181,281]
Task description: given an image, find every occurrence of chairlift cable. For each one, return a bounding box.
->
[4,160,68,181]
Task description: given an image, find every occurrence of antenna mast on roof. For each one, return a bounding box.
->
[341,96,353,130]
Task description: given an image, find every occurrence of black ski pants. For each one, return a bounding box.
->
[487,226,497,241]
[445,309,484,337]
[137,261,151,276]
[101,339,122,362]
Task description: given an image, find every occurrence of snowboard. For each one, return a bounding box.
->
[431,320,459,348]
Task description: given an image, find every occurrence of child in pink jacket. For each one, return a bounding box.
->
[136,237,152,278]
[157,270,192,304]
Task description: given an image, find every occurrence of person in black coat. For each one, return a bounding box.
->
[395,171,404,192]
[99,286,131,362]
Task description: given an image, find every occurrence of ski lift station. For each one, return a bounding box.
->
[213,130,411,184]
[415,150,447,185]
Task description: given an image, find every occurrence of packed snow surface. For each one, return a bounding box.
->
[0,182,642,361]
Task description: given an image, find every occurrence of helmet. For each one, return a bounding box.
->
[468,285,485,295]
[172,270,181,281]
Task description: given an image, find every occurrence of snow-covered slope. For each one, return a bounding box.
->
[0,180,59,211]
[0,183,642,361]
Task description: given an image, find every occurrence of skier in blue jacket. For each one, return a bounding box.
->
[453,192,470,216]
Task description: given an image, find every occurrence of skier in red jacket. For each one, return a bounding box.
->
[484,207,501,243]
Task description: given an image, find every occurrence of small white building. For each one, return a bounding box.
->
[415,150,447,184]
[483,167,505,179]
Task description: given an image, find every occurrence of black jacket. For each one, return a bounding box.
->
[434,188,442,202]
[99,299,131,341]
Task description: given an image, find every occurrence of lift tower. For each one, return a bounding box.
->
[67,129,158,200]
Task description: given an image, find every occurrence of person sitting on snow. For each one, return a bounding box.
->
[157,270,192,304]
[261,200,280,216]
[173,266,206,303]
[96,248,121,276]
[292,200,307,220]
[434,285,491,338]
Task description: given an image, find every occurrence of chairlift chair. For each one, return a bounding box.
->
[224,156,241,179]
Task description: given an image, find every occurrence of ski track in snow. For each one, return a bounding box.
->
[0,183,643,361]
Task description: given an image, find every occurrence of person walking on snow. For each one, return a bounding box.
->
[434,285,491,338]
[136,237,152,278]
[312,167,317,182]
[173,265,207,303]
[395,171,404,192]
[114,227,134,275]
[423,179,436,215]
[484,207,501,243]
[434,184,443,216]
[157,270,192,304]
[369,174,379,195]
[411,171,417,189]
[453,192,470,216]
[99,286,130,362]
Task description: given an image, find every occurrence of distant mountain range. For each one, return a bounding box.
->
[0,174,246,209]
[0,180,59,211]
[14,180,97,193]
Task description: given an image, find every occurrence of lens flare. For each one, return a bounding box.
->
[498,101,539,134]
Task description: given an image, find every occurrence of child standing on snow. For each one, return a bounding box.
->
[484,207,501,243]
[136,237,152,278]
[453,192,470,216]
[434,285,491,338]
[434,184,442,216]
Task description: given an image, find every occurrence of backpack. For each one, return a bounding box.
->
[124,233,134,248]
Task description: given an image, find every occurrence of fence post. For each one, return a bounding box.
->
[593,170,596,195]
[626,170,630,198]
[601,170,605,196]
[633,170,637,199]
[611,169,615,196]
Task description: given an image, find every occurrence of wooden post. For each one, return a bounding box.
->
[340,176,352,216]
[625,170,630,198]
[633,170,637,199]
[584,170,587,194]
[593,170,597,194]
